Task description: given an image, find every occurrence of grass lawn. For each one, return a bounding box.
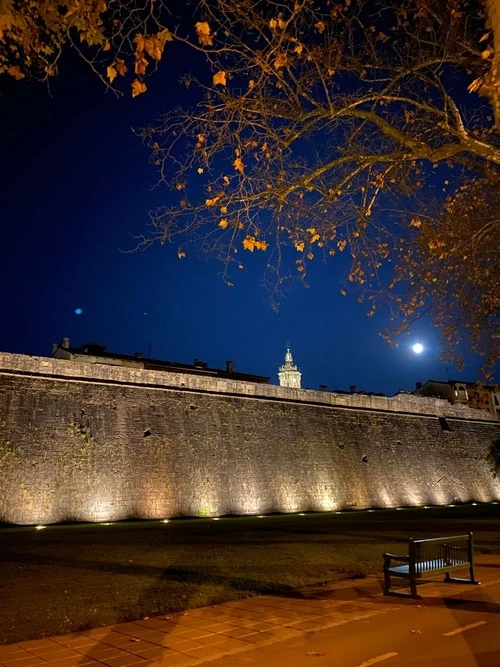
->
[1,504,499,644]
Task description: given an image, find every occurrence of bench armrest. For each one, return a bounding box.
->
[383,552,410,564]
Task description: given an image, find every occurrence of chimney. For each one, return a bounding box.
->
[415,381,422,391]
[62,337,70,349]
[226,360,234,374]
[194,358,208,369]
[349,384,356,394]
[135,352,143,359]
[319,384,327,392]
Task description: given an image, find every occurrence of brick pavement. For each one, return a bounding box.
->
[1,555,499,667]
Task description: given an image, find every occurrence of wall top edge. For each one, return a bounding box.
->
[0,351,495,421]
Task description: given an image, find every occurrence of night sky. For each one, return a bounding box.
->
[0,46,491,395]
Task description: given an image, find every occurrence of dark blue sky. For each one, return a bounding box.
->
[0,50,489,395]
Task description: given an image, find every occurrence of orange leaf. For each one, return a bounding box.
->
[116,59,127,76]
[213,71,227,86]
[195,22,213,46]
[197,167,204,174]
[243,236,256,252]
[7,65,25,80]
[218,219,229,229]
[233,157,244,173]
[106,65,117,83]
[144,36,164,61]
[103,40,111,51]
[134,34,145,53]
[274,53,287,69]
[132,79,147,97]
[135,54,148,75]
[177,250,186,258]
[254,240,268,251]
[294,241,305,252]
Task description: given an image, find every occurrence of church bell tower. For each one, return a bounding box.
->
[278,345,302,388]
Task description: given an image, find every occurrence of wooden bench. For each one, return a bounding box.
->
[383,532,479,598]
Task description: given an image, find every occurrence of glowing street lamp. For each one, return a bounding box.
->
[412,343,424,354]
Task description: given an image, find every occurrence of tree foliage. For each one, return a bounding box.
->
[2,1,499,373]
[137,0,499,373]
[0,0,173,95]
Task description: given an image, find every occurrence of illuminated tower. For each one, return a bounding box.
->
[278,345,302,388]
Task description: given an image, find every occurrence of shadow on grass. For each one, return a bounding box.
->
[160,566,294,595]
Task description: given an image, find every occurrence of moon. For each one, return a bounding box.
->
[412,343,424,354]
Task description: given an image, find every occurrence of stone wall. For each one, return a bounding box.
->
[1,352,499,525]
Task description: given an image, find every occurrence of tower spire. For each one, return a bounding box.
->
[278,344,302,388]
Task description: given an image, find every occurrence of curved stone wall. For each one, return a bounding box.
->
[0,353,499,525]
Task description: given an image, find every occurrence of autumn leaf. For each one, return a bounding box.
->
[106,65,117,83]
[103,40,111,51]
[197,134,205,143]
[243,236,256,252]
[337,239,347,252]
[409,218,422,228]
[233,157,244,172]
[116,59,127,76]
[177,250,186,258]
[195,22,213,46]
[205,196,220,206]
[218,219,229,229]
[274,53,287,69]
[248,79,255,89]
[132,79,147,97]
[7,65,24,80]
[223,176,230,186]
[197,167,204,174]
[144,36,164,61]
[294,241,305,252]
[0,14,13,32]
[315,21,326,34]
[135,54,148,75]
[220,205,228,214]
[294,43,303,55]
[213,70,227,86]
[340,289,347,296]
[254,240,268,251]
[134,34,145,53]
[157,28,173,44]
[307,227,320,243]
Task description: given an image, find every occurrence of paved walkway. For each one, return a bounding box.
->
[1,556,499,667]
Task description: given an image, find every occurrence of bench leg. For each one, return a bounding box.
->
[443,567,480,585]
[383,569,391,595]
[410,574,418,598]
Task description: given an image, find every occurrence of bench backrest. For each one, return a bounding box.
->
[410,534,472,574]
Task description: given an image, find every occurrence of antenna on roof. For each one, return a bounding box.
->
[147,340,153,358]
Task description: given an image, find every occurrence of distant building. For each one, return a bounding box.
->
[416,379,500,420]
[278,345,301,388]
[51,338,270,384]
